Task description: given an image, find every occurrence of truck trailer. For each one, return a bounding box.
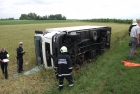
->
[34,25,111,69]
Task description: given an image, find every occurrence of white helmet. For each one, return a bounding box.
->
[60,46,68,53]
[133,19,136,23]
[132,19,137,25]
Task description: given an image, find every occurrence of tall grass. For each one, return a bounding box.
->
[0,21,130,94]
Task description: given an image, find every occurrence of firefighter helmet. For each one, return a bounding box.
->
[60,46,68,53]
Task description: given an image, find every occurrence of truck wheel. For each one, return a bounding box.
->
[90,31,97,41]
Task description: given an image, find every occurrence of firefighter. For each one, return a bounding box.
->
[54,46,74,90]
[0,48,9,79]
[16,42,25,73]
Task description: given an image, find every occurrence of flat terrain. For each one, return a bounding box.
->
[0,20,136,94]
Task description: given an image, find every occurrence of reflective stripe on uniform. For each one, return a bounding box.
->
[59,84,63,86]
[58,59,67,64]
[69,67,73,69]
[59,74,70,76]
[7,54,9,57]
[69,84,74,87]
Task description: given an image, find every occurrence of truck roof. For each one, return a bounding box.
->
[46,25,109,32]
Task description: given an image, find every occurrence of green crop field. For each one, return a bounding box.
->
[0,20,76,25]
[1,20,139,94]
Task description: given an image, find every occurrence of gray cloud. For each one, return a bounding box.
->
[0,0,140,19]
[13,0,61,5]
[13,1,32,5]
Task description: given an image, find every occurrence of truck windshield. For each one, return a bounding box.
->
[34,36,43,64]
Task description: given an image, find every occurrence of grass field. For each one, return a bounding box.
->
[0,20,76,25]
[0,20,138,94]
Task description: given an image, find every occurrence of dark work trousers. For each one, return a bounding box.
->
[1,62,8,79]
[18,57,23,73]
[59,75,74,89]
[130,37,137,59]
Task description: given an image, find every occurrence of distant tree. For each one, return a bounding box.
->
[47,14,66,20]
[19,13,66,20]
[48,14,56,20]
[36,15,40,20]
[62,16,66,20]
[20,14,28,20]
[80,18,132,24]
[55,14,62,20]
[27,12,37,20]
[42,15,47,20]
[8,18,14,20]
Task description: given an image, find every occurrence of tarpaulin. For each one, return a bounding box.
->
[122,61,140,67]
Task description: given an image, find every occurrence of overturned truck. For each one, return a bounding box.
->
[34,25,111,69]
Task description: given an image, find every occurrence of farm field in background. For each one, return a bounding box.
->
[0,20,133,94]
[0,20,76,25]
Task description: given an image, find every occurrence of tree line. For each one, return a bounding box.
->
[19,12,66,20]
[0,16,134,25]
[0,18,15,20]
[80,18,132,24]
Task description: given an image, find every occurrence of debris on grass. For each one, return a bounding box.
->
[13,66,40,78]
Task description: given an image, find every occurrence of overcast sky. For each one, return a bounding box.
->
[0,0,140,19]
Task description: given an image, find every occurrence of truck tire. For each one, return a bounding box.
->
[90,31,97,41]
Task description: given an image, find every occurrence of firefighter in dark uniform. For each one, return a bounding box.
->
[0,48,9,79]
[54,46,74,90]
[16,42,25,73]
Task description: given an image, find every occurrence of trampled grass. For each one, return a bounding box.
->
[0,21,134,94]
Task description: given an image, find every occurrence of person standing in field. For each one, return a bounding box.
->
[130,19,140,60]
[129,19,137,36]
[16,42,25,73]
[54,46,74,90]
[128,19,138,46]
[0,48,9,79]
